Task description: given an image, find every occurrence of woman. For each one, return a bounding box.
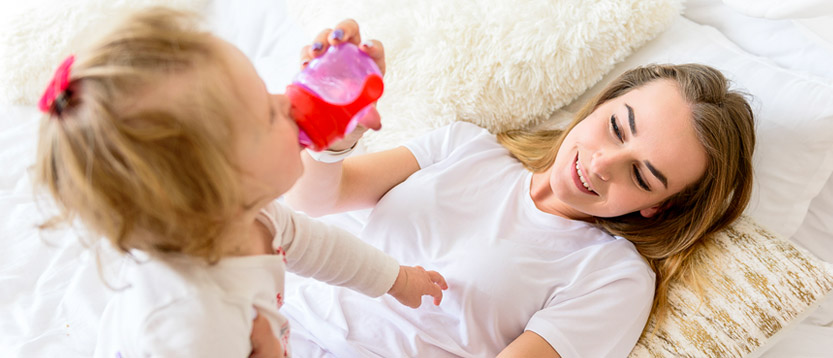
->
[282,20,755,358]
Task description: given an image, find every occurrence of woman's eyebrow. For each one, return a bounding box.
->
[626,103,636,135]
[644,160,668,188]
[626,103,667,188]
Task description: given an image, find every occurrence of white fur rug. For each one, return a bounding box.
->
[0,0,209,107]
[1,0,681,153]
[287,0,682,151]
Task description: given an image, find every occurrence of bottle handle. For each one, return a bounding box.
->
[344,74,383,117]
[287,73,384,151]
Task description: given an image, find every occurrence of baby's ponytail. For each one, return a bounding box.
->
[34,7,245,264]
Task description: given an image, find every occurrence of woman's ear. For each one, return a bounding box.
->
[639,205,661,218]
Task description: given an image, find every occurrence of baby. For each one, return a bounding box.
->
[33,7,446,358]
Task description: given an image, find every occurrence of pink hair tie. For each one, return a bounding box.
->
[38,55,76,114]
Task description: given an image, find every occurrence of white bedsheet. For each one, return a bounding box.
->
[0,106,112,357]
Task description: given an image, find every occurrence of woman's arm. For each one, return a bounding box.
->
[497,331,561,358]
[249,310,282,358]
[285,146,419,216]
[285,19,416,215]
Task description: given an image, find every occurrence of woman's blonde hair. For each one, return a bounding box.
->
[498,63,756,324]
[34,8,248,263]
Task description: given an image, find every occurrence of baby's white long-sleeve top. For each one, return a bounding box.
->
[93,201,399,358]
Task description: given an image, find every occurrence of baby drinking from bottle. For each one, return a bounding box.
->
[34,7,446,358]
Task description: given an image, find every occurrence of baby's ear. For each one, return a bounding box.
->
[639,205,661,218]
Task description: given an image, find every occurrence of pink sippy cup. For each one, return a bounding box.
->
[285,43,384,151]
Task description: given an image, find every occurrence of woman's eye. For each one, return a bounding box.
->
[633,164,650,191]
[610,115,623,141]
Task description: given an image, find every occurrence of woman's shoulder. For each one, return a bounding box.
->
[420,121,492,142]
[404,121,500,168]
[448,120,487,130]
[446,121,492,140]
[592,236,655,284]
[563,227,655,283]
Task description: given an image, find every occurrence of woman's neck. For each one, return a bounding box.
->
[529,171,592,222]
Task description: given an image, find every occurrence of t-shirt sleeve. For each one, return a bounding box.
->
[268,202,400,298]
[525,260,655,358]
[140,296,251,357]
[403,121,489,169]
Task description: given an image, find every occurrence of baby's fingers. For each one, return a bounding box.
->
[430,284,444,306]
[428,270,448,290]
[424,270,446,306]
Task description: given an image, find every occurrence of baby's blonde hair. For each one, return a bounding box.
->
[35,7,247,263]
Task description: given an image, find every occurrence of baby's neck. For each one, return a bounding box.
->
[220,215,274,257]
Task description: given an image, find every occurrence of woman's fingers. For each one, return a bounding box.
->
[299,44,313,69]
[359,39,386,75]
[299,20,386,76]
[249,309,282,358]
[305,19,360,62]
[309,28,333,59]
[360,106,382,130]
[329,19,361,46]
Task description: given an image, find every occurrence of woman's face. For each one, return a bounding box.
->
[540,79,708,220]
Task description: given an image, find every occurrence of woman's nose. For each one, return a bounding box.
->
[589,149,624,182]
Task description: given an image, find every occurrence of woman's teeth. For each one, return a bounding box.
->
[576,161,595,193]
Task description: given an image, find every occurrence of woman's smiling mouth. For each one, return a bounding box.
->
[573,154,598,195]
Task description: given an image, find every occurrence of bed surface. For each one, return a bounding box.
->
[1,0,832,356]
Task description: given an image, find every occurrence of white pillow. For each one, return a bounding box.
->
[720,0,833,19]
[685,1,833,331]
[561,16,833,239]
[791,174,833,335]
[793,175,833,264]
[286,0,683,151]
[684,0,833,80]
[796,16,833,54]
[629,216,833,358]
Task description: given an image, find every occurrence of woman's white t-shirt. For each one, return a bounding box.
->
[285,122,655,358]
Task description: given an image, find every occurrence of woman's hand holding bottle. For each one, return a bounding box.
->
[296,19,386,151]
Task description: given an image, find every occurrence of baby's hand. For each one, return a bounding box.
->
[388,265,449,308]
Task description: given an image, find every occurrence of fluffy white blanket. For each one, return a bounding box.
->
[286,0,681,150]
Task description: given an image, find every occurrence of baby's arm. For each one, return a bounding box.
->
[272,203,447,307]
